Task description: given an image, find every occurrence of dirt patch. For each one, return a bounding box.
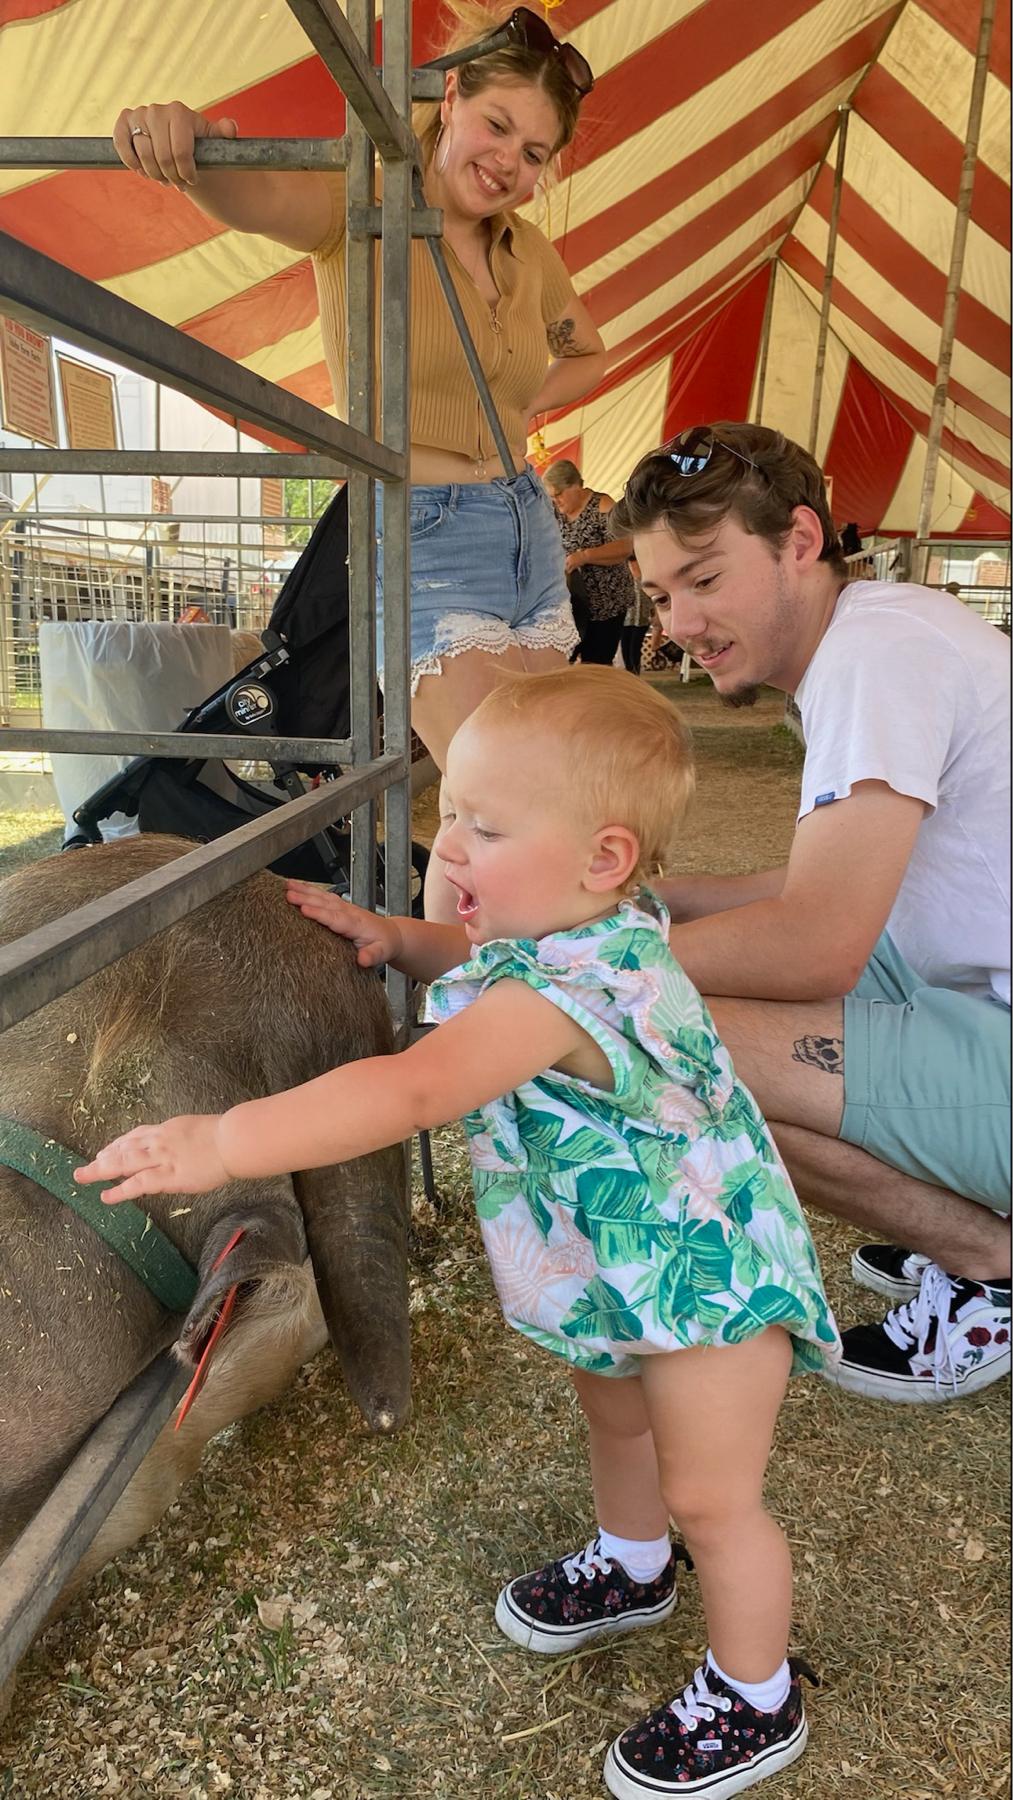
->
[412,681,802,872]
[0,808,65,881]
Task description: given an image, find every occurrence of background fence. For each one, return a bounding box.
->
[0,512,311,722]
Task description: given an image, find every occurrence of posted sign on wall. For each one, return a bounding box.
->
[57,354,118,451]
[261,475,286,548]
[0,316,58,446]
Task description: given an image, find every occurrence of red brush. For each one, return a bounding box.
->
[174,1227,245,1431]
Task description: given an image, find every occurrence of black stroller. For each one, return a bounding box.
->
[70,486,430,912]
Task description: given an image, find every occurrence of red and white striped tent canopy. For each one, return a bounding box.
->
[1,0,1009,537]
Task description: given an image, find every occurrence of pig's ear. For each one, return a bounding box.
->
[294,1146,412,1435]
[176,1205,308,1367]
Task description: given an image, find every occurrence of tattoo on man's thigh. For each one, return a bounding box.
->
[792,1034,844,1076]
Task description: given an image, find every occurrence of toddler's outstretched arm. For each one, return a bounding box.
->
[285,881,469,983]
[75,980,585,1204]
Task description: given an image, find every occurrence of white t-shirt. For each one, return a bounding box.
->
[794,580,1011,1005]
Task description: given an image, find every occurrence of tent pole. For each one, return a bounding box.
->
[752,261,777,426]
[807,105,850,456]
[912,0,996,583]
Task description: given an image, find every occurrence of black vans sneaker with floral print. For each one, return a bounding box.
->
[494,1535,688,1655]
[604,1656,817,1799]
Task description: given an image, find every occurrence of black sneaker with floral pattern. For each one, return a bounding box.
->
[604,1656,818,1799]
[494,1535,689,1655]
[825,1265,1011,1402]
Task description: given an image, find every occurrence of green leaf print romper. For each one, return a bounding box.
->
[426,895,842,1378]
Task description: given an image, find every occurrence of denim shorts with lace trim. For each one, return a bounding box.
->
[374,465,577,695]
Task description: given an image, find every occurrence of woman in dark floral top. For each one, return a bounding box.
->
[544,459,635,665]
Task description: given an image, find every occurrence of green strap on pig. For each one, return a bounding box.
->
[0,1117,199,1315]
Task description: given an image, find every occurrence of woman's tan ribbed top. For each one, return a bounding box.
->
[311,175,579,466]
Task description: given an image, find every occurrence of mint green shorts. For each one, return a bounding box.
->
[842,933,1011,1214]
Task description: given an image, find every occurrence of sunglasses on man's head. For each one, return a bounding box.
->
[663,426,760,478]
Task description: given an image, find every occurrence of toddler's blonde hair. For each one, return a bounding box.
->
[469,666,695,889]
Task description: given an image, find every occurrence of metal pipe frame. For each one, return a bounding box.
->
[344,0,380,912]
[0,0,531,1698]
[0,451,347,479]
[0,1353,190,1692]
[1,731,434,783]
[808,105,850,455]
[3,512,323,532]
[0,74,443,175]
[0,137,350,172]
[378,0,413,1020]
[348,203,443,238]
[0,753,402,1035]
[913,0,996,581]
[0,232,403,481]
[0,727,354,763]
[0,0,426,1695]
[284,0,414,162]
[752,260,777,427]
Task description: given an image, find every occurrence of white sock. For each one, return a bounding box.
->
[597,1527,671,1583]
[707,1650,790,1713]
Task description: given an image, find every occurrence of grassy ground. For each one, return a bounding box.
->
[0,808,65,879]
[1,686,1009,1799]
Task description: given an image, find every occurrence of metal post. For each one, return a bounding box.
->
[912,0,996,583]
[0,451,360,477]
[0,137,351,172]
[0,232,404,480]
[283,0,413,161]
[808,105,850,456]
[0,1354,189,1690]
[0,533,13,725]
[345,0,379,912]
[234,419,243,629]
[0,758,402,1033]
[752,261,776,426]
[380,0,413,1029]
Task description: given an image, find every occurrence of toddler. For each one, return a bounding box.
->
[78,665,841,1800]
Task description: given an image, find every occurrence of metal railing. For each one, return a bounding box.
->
[0,514,313,718]
[938,582,1011,628]
[0,0,468,1021]
[0,0,518,1692]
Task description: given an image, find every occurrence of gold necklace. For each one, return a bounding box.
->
[456,229,501,333]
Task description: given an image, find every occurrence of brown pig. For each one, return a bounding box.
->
[0,834,411,1646]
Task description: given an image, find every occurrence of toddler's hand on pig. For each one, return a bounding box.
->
[75,1116,232,1203]
[285,882,403,968]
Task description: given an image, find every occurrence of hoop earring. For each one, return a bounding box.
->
[435,124,451,173]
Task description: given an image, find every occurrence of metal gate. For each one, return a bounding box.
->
[0,0,517,1692]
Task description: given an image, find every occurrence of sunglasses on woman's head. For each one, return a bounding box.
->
[423,8,594,98]
[503,7,595,96]
[663,426,760,478]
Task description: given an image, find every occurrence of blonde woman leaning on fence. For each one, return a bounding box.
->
[113,4,605,920]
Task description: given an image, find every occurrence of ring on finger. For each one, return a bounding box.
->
[129,124,150,139]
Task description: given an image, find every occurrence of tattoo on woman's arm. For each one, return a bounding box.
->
[547,317,581,357]
[792,1034,844,1076]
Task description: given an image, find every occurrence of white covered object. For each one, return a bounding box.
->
[39,620,233,840]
